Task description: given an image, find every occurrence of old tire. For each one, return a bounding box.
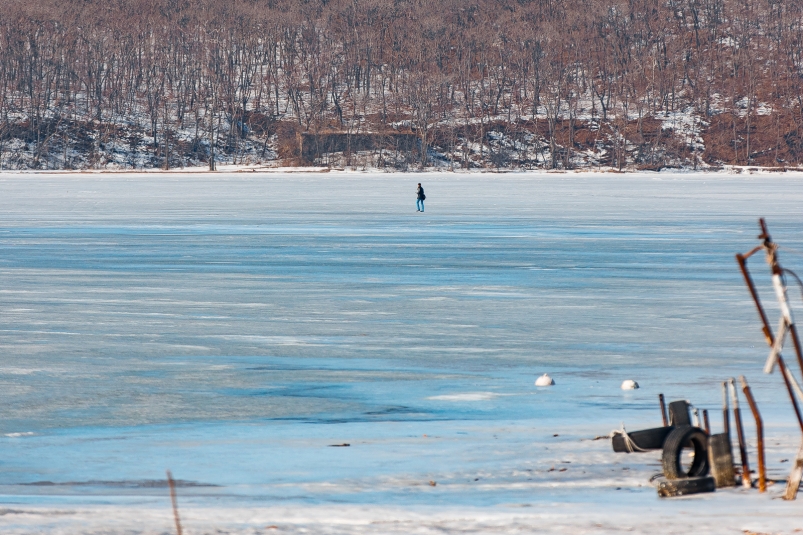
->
[612,426,674,453]
[657,476,716,497]
[661,426,709,479]
[668,400,691,426]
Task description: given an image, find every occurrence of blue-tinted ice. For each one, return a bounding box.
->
[1,172,802,531]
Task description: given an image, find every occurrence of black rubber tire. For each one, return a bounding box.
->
[657,476,716,497]
[668,400,691,426]
[661,426,710,479]
[612,426,674,453]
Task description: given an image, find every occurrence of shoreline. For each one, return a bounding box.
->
[1,164,803,176]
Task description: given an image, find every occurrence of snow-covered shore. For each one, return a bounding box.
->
[2,418,802,534]
[2,163,803,175]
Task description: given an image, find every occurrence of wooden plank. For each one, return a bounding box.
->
[784,440,803,500]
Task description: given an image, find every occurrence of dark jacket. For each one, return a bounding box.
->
[417,186,425,200]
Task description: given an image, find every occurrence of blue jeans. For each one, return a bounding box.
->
[416,199,424,211]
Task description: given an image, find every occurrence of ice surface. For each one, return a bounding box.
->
[1,171,803,533]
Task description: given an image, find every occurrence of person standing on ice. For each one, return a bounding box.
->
[416,183,425,212]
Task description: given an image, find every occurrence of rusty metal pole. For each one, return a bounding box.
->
[659,393,668,426]
[739,376,766,492]
[703,409,711,434]
[729,378,752,488]
[736,251,773,347]
[166,470,183,535]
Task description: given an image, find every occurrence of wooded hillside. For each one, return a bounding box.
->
[1,0,802,170]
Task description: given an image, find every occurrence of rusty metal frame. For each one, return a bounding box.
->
[735,220,803,434]
[740,376,766,492]
[736,218,803,499]
[729,378,752,488]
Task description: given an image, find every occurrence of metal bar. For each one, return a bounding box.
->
[703,409,711,434]
[740,376,766,493]
[167,470,183,535]
[736,253,774,346]
[659,393,668,427]
[759,217,769,239]
[741,244,764,260]
[729,378,752,488]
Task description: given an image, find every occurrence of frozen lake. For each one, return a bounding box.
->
[1,171,803,533]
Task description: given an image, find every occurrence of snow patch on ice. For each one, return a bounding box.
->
[428,392,505,401]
